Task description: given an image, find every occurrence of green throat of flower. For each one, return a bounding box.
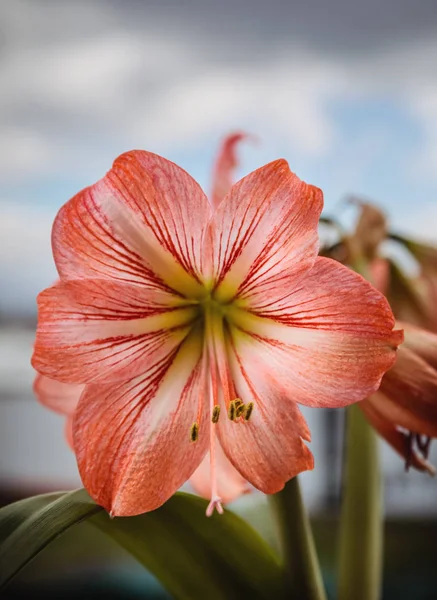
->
[177,289,254,516]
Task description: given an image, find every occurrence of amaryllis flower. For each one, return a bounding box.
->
[361,321,437,474]
[33,134,251,509]
[32,148,401,517]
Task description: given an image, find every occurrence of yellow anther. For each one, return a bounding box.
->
[234,398,243,408]
[212,405,221,423]
[236,404,245,418]
[228,400,237,421]
[190,422,199,442]
[244,402,254,421]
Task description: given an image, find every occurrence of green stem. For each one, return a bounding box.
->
[338,404,383,600]
[270,477,327,600]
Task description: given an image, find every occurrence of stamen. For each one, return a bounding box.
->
[211,405,221,423]
[234,398,243,408]
[236,404,245,418]
[228,400,237,421]
[244,402,254,421]
[190,422,199,442]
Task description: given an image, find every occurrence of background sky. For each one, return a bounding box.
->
[1,0,437,316]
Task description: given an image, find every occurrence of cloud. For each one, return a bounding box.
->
[408,88,437,179]
[0,128,55,177]
[0,203,57,316]
[0,5,435,182]
[0,0,436,186]
[1,0,437,316]
[392,200,437,243]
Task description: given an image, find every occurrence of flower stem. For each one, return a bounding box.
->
[270,477,327,600]
[338,404,382,600]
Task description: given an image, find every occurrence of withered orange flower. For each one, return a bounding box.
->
[32,146,401,516]
[361,321,437,474]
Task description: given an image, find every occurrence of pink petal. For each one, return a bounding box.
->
[190,441,251,504]
[367,389,437,439]
[33,373,83,415]
[400,321,437,370]
[207,160,323,302]
[210,132,250,209]
[378,346,437,434]
[53,150,211,297]
[73,332,209,516]
[32,279,195,384]
[216,335,314,494]
[360,399,435,474]
[242,256,397,327]
[231,258,402,408]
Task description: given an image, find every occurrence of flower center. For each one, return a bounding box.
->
[187,292,253,516]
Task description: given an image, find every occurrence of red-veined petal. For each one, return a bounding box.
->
[229,258,402,408]
[53,151,211,297]
[360,398,435,474]
[215,332,313,494]
[241,257,398,327]
[378,346,437,433]
[32,280,196,384]
[33,373,83,415]
[73,331,209,516]
[367,389,437,439]
[207,160,323,302]
[189,442,251,504]
[210,132,250,209]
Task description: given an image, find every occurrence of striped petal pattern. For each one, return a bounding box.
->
[32,144,401,516]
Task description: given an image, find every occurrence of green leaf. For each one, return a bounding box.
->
[0,490,285,600]
[0,489,103,589]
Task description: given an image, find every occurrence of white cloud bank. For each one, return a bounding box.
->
[0,1,436,181]
[0,0,436,315]
[0,204,57,316]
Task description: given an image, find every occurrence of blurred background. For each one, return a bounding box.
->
[1,0,437,598]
